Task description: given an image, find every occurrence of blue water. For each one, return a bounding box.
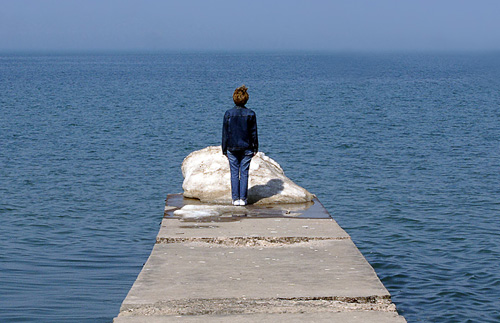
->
[1,52,499,322]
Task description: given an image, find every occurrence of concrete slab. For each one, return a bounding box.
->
[119,240,390,312]
[115,311,406,323]
[157,217,350,243]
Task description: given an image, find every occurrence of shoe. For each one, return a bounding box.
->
[239,199,247,206]
[232,200,240,206]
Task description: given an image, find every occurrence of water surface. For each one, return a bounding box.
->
[1,52,499,322]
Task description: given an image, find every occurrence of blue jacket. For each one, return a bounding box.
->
[222,105,258,155]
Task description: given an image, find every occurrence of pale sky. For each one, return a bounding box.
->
[1,0,499,52]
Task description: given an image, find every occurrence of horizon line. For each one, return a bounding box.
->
[2,48,500,55]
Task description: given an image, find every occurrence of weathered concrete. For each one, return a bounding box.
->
[120,240,388,303]
[114,312,407,323]
[114,194,406,322]
[158,217,350,242]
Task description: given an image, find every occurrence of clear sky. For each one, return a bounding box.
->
[1,0,499,52]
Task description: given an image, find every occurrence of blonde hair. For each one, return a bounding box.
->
[233,85,249,106]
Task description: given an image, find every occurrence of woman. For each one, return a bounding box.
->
[222,85,259,206]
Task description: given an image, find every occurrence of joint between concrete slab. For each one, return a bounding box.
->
[155,236,351,247]
[119,295,396,317]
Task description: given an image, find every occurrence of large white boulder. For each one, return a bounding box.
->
[181,146,315,204]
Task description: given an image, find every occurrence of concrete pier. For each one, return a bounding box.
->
[114,194,406,322]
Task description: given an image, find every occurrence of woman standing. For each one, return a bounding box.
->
[222,85,259,206]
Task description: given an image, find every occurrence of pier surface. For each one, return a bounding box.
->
[114,194,406,322]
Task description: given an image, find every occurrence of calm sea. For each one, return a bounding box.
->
[1,52,499,322]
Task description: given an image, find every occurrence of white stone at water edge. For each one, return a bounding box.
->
[181,146,315,205]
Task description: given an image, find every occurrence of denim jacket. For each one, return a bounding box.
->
[222,105,258,155]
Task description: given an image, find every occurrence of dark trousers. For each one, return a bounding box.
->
[227,150,253,201]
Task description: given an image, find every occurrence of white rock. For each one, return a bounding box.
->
[181,146,315,205]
